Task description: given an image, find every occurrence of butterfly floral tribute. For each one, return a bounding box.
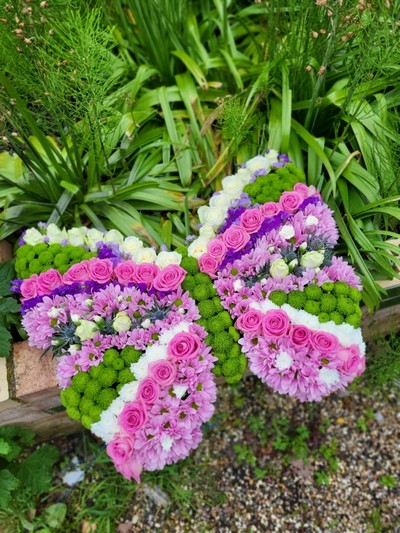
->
[188,149,366,402]
[11,227,217,482]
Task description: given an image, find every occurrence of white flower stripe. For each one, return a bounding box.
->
[249,299,365,356]
[90,321,192,443]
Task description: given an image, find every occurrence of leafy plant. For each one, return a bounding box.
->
[0,260,22,357]
[365,333,400,386]
[0,426,62,532]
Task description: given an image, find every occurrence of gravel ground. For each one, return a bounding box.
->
[118,376,399,533]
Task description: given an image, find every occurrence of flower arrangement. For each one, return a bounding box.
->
[189,150,366,402]
[12,232,217,482]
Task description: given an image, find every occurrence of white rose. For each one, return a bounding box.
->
[75,320,98,341]
[187,237,209,259]
[198,205,227,228]
[67,228,86,246]
[299,242,308,251]
[23,228,45,245]
[221,174,243,197]
[265,149,279,161]
[121,236,143,256]
[288,259,298,269]
[305,215,319,226]
[85,228,104,251]
[199,224,215,239]
[209,191,234,209]
[46,223,68,244]
[141,318,151,329]
[132,247,157,264]
[300,251,325,269]
[279,225,295,240]
[245,155,271,175]
[104,229,124,244]
[236,167,252,185]
[155,251,182,268]
[270,259,289,279]
[275,351,293,370]
[70,314,80,324]
[112,312,131,332]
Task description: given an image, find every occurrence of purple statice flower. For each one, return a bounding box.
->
[10,279,23,293]
[97,243,124,266]
[61,239,69,246]
[43,236,50,243]
[37,222,48,229]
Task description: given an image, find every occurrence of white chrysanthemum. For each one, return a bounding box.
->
[173,384,187,399]
[275,351,293,370]
[159,322,190,345]
[279,225,295,240]
[131,358,149,380]
[23,228,45,245]
[91,411,119,443]
[108,397,125,418]
[221,174,243,197]
[187,237,209,259]
[155,251,182,268]
[145,343,168,363]
[132,247,157,264]
[119,381,139,403]
[318,368,340,386]
[161,435,174,452]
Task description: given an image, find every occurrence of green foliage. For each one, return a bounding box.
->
[0,426,60,531]
[364,333,400,387]
[0,260,22,357]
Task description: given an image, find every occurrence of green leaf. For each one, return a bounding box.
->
[0,324,12,358]
[11,445,59,497]
[44,503,67,529]
[0,469,20,508]
[0,298,20,315]
[0,438,11,456]
[0,261,15,297]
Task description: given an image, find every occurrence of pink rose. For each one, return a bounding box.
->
[131,263,160,288]
[310,331,340,353]
[168,332,201,360]
[114,260,137,285]
[115,456,142,483]
[222,225,250,251]
[337,344,364,375]
[236,310,263,333]
[152,264,186,292]
[106,435,134,464]
[260,202,280,218]
[148,360,177,387]
[137,377,160,405]
[88,258,113,284]
[37,269,63,295]
[207,238,226,260]
[293,183,309,199]
[20,274,39,300]
[118,400,147,434]
[240,208,263,234]
[198,253,219,276]
[63,260,90,285]
[290,325,311,347]
[279,191,303,214]
[262,309,290,338]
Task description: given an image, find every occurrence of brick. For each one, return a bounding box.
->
[10,341,58,398]
[0,357,9,402]
[0,240,13,262]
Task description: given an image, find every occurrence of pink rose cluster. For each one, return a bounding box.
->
[105,330,217,483]
[236,308,365,401]
[20,258,186,300]
[198,182,322,277]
